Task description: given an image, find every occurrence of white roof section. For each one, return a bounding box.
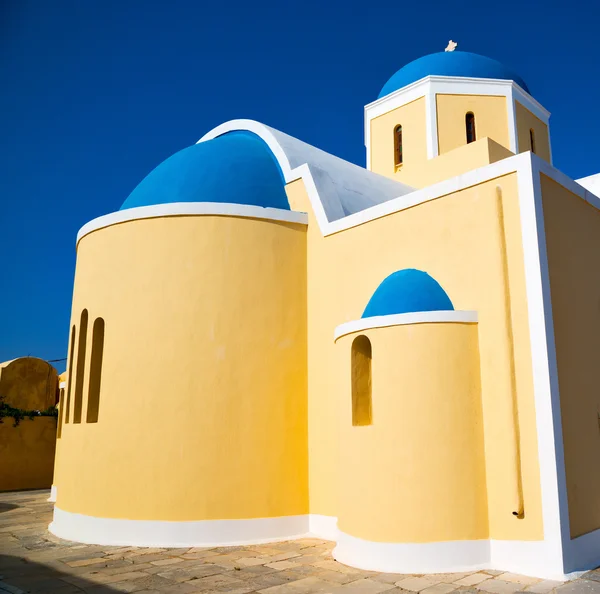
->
[198,120,415,224]
[576,172,600,199]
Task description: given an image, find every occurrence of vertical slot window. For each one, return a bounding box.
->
[351,335,372,426]
[530,128,536,154]
[86,318,105,423]
[466,112,476,144]
[394,125,403,167]
[73,309,88,423]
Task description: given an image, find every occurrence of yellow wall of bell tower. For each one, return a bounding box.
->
[436,94,510,154]
[369,97,428,180]
[516,102,551,163]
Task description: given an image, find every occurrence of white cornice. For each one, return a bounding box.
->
[333,310,478,341]
[365,76,550,121]
[76,202,308,245]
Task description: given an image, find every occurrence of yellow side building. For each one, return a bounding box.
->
[50,49,600,580]
[0,357,59,491]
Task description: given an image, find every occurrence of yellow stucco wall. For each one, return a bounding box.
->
[0,418,57,491]
[336,323,488,542]
[286,170,543,542]
[56,214,308,521]
[436,94,509,156]
[516,102,551,163]
[369,97,427,182]
[540,174,600,538]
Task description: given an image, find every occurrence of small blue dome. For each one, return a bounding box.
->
[362,269,454,318]
[378,51,529,99]
[120,131,289,211]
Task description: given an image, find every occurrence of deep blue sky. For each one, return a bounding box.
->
[1,0,598,369]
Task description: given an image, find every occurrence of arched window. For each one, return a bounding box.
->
[466,112,476,144]
[87,318,105,423]
[529,128,536,154]
[351,335,372,426]
[64,325,76,424]
[394,125,403,167]
[73,309,88,424]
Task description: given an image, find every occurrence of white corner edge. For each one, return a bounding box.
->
[517,154,567,572]
[333,310,478,342]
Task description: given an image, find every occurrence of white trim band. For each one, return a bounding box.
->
[77,202,308,245]
[47,485,57,503]
[50,507,315,548]
[334,310,478,342]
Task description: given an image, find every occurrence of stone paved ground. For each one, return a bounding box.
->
[1,491,600,594]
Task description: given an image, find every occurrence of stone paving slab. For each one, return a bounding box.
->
[0,490,598,594]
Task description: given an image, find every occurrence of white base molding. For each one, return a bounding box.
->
[333,530,581,581]
[49,507,317,548]
[47,485,57,503]
[333,530,489,575]
[49,508,340,549]
[48,509,593,580]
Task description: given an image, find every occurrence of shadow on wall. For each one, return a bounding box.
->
[0,554,124,593]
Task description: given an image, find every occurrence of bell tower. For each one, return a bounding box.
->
[366,47,552,188]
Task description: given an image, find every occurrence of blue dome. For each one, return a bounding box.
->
[378,51,529,98]
[120,131,289,211]
[362,269,454,318]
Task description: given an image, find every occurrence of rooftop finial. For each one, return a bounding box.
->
[445,40,458,52]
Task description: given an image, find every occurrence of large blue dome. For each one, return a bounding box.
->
[362,269,454,318]
[378,51,529,99]
[120,131,289,211]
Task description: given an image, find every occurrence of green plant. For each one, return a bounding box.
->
[0,394,58,428]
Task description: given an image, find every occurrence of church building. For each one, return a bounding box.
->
[50,48,600,581]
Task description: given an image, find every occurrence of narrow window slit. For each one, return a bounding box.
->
[87,318,105,423]
[394,125,403,167]
[466,112,476,144]
[351,335,372,426]
[73,309,88,424]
